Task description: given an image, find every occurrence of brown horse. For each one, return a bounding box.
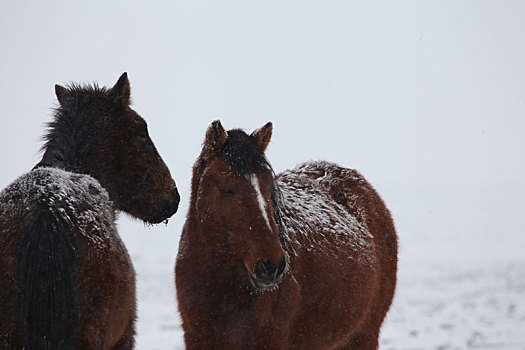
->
[175,121,397,349]
[0,73,179,349]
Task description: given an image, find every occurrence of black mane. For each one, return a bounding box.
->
[36,84,111,173]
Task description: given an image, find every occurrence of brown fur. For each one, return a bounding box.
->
[0,73,179,349]
[176,121,397,350]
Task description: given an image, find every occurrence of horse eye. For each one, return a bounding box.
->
[218,187,235,196]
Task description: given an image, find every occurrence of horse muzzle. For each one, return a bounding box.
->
[246,253,288,290]
[146,187,180,224]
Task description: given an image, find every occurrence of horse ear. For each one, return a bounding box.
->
[111,72,131,106]
[205,120,228,156]
[55,84,69,105]
[251,122,273,152]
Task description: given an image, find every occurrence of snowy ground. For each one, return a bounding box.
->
[380,186,525,350]
[126,244,525,350]
[381,260,525,350]
[119,185,525,350]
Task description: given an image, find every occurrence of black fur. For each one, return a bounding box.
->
[15,207,78,350]
[36,84,113,173]
[224,129,270,176]
[194,128,272,193]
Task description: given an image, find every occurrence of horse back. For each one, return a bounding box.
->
[277,161,397,348]
[0,167,135,349]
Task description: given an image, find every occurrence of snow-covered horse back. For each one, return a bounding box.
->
[176,121,397,349]
[0,73,179,349]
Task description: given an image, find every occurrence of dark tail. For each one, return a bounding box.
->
[15,207,78,350]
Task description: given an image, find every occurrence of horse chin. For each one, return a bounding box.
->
[245,267,282,292]
[130,187,180,225]
[143,217,170,226]
[142,202,179,225]
[144,215,169,225]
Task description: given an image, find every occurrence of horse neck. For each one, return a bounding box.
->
[36,145,83,174]
[35,108,98,175]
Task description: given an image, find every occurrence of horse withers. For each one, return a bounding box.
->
[0,73,179,349]
[175,121,397,349]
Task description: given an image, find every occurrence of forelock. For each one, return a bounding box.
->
[224,129,270,176]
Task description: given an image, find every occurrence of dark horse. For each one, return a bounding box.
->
[0,73,180,349]
[176,121,397,349]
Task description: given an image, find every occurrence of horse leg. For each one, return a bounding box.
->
[111,316,136,350]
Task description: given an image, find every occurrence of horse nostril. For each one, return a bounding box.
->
[255,257,286,282]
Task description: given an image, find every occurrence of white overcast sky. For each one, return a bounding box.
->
[1,1,524,258]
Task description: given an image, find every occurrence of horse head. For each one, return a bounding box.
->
[194,120,287,290]
[41,73,179,224]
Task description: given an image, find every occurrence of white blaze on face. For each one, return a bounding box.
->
[247,174,272,230]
